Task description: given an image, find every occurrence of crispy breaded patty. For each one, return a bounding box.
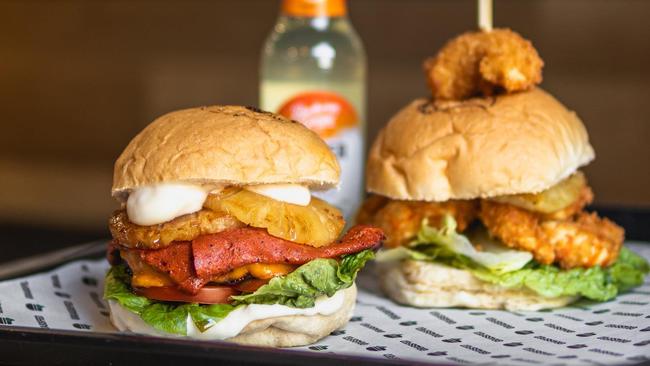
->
[356,195,478,248]
[480,200,624,269]
[109,209,244,249]
[423,28,543,100]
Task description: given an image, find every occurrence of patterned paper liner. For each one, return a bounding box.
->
[1,243,649,366]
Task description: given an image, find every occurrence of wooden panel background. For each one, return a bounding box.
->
[0,0,648,230]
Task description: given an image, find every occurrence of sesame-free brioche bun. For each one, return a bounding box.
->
[378,261,576,311]
[366,88,594,201]
[107,285,356,347]
[112,105,340,199]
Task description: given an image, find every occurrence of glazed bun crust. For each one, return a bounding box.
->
[108,285,356,347]
[378,261,576,311]
[366,88,594,201]
[112,106,340,198]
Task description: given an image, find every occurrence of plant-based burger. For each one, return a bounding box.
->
[356,29,648,311]
[105,105,384,346]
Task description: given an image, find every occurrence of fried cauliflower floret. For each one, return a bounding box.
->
[109,209,244,249]
[479,200,624,269]
[357,195,478,248]
[424,28,543,100]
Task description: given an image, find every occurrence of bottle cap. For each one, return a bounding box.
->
[281,0,347,17]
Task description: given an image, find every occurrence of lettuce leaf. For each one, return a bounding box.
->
[104,265,236,335]
[104,250,374,335]
[471,247,649,301]
[377,216,532,273]
[231,249,374,307]
[378,217,649,302]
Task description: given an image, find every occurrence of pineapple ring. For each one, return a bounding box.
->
[204,189,345,247]
[490,172,587,214]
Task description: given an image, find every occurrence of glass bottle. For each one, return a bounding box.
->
[260,0,366,221]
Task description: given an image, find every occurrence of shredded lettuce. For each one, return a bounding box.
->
[104,249,374,335]
[377,216,532,273]
[377,216,649,302]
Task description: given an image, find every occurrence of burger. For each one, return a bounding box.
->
[356,29,648,311]
[105,105,384,346]
[358,89,649,311]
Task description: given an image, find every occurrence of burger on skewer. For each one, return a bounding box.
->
[356,29,648,311]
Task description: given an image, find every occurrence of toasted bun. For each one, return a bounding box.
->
[366,88,594,201]
[112,106,340,199]
[108,285,356,347]
[378,260,576,311]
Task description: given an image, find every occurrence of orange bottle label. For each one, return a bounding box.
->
[277,91,357,139]
[281,0,346,18]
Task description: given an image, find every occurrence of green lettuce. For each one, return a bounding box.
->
[378,217,649,302]
[104,249,374,335]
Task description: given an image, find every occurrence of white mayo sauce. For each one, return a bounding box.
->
[126,183,311,226]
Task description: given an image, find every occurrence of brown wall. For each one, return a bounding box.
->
[1,0,649,231]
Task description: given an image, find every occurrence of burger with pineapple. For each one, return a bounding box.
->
[356,29,648,310]
[105,105,383,345]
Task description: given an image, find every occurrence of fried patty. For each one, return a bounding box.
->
[479,199,624,269]
[356,195,478,248]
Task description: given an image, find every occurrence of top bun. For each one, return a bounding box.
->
[112,105,340,198]
[366,88,594,201]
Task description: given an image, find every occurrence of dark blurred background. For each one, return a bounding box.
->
[1,0,649,257]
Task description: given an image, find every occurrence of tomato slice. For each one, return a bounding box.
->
[233,279,269,293]
[134,285,239,304]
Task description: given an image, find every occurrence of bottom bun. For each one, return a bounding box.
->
[108,284,356,347]
[378,260,576,311]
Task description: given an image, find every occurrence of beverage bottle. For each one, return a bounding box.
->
[260,0,366,222]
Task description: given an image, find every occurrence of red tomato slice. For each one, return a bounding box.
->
[134,285,239,304]
[233,279,269,293]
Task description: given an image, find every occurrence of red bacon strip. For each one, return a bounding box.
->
[135,225,383,294]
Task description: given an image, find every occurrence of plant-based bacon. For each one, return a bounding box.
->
[119,225,384,294]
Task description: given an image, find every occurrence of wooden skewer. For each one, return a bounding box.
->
[478,0,493,31]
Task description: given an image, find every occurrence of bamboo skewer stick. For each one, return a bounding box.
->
[478,0,493,31]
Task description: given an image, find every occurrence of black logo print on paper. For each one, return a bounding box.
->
[0,317,15,325]
[308,345,328,351]
[456,325,474,330]
[51,275,61,289]
[54,292,71,298]
[34,315,48,328]
[399,321,416,326]
[349,316,362,322]
[330,330,345,336]
[64,301,80,320]
[20,282,33,299]
[567,344,587,349]
[25,303,45,311]
[515,330,534,335]
[504,342,523,347]
[342,336,368,346]
[491,355,511,359]
[585,321,603,326]
[366,346,387,352]
[383,334,402,339]
[427,351,447,356]
[442,338,462,343]
[73,323,91,330]
[82,277,98,287]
